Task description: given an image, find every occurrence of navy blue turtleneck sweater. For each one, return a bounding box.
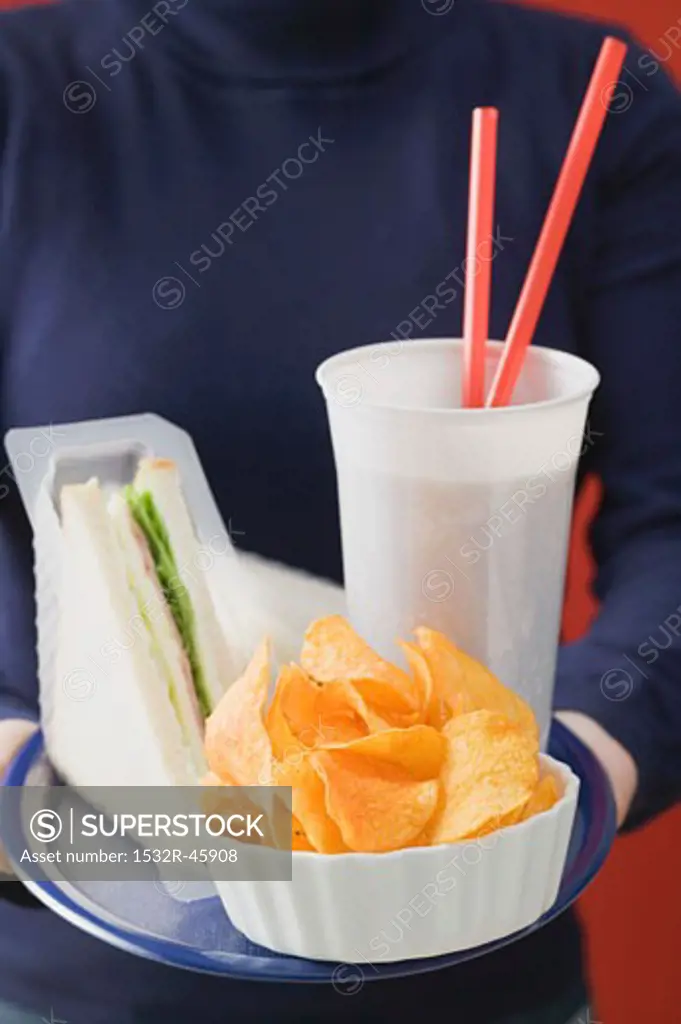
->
[1,0,681,1020]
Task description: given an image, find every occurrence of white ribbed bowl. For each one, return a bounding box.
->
[214,755,579,963]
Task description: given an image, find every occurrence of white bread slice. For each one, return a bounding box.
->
[132,458,238,708]
[50,479,198,786]
[209,549,347,677]
[107,492,207,776]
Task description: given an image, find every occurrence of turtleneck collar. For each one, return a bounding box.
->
[115,0,478,84]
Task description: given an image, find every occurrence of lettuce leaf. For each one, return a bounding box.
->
[125,487,212,719]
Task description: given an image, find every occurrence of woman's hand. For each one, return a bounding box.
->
[0,718,39,875]
[555,710,638,828]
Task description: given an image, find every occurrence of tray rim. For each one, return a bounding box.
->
[1,721,616,982]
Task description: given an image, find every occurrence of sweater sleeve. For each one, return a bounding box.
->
[553,40,681,827]
[0,66,39,727]
[0,478,40,725]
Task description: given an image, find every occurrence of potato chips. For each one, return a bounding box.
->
[311,750,439,853]
[205,638,273,785]
[269,662,387,747]
[205,617,563,853]
[276,755,348,854]
[301,615,420,718]
[519,774,560,821]
[415,627,539,743]
[428,711,538,845]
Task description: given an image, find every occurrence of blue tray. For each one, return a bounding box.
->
[1,721,615,982]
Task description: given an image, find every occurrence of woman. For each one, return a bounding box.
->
[1,0,679,1021]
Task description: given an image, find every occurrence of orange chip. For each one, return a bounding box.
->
[277,755,348,854]
[266,668,301,763]
[199,781,231,818]
[460,802,527,839]
[269,663,389,748]
[323,725,446,781]
[199,770,235,786]
[198,782,268,837]
[311,749,439,853]
[397,641,432,723]
[416,628,538,742]
[412,628,465,728]
[429,710,538,845]
[200,785,292,851]
[301,616,420,717]
[292,815,315,851]
[333,683,392,734]
[205,639,273,785]
[267,790,294,850]
[520,774,561,822]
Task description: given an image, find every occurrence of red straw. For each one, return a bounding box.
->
[486,36,627,408]
[462,108,499,408]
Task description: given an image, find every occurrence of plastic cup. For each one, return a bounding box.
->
[316,338,599,748]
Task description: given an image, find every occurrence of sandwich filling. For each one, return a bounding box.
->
[125,486,212,721]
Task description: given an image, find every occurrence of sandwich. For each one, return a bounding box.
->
[50,458,240,786]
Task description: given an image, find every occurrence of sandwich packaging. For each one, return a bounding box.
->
[4,414,345,791]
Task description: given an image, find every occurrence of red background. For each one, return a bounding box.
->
[1,0,679,1018]
[526,4,681,1021]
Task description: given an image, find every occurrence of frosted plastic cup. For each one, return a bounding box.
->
[316,338,600,748]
